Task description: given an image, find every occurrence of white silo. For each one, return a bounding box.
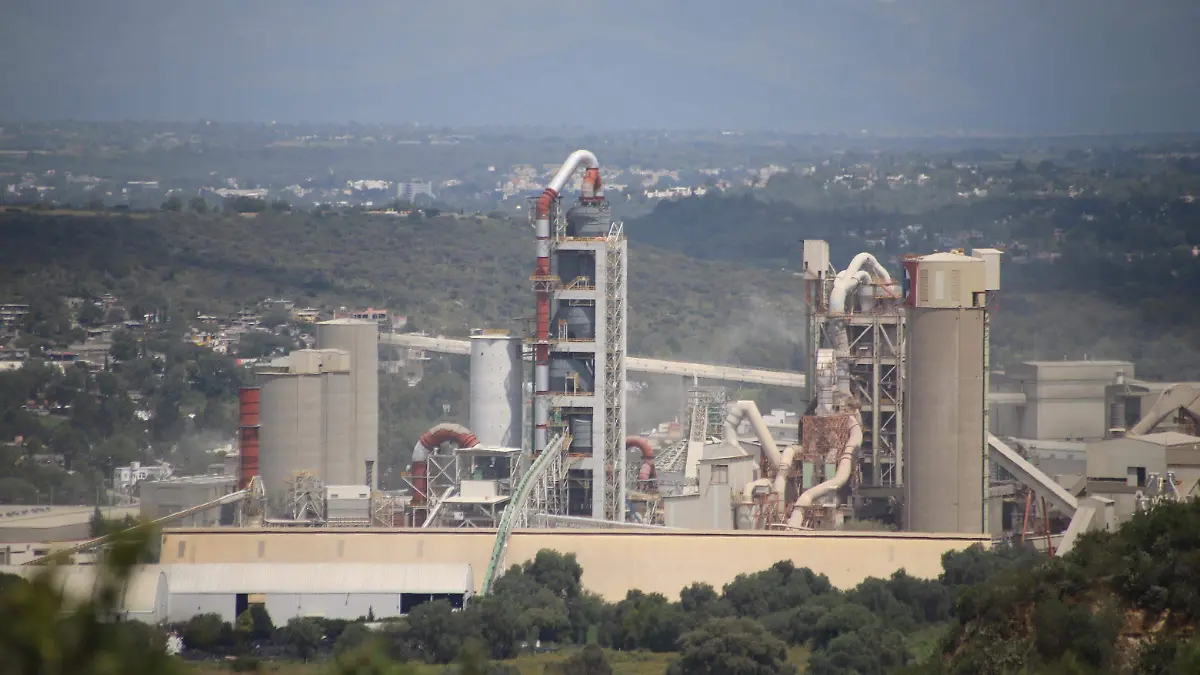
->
[902,252,989,533]
[469,332,523,448]
[316,319,380,489]
[256,349,353,516]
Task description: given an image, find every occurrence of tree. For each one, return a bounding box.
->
[546,644,612,675]
[160,195,183,212]
[0,525,182,675]
[187,197,208,214]
[89,506,104,537]
[183,613,233,653]
[77,301,105,327]
[282,617,323,661]
[667,617,795,675]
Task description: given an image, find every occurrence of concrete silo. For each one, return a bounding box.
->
[256,349,353,515]
[902,252,989,533]
[316,319,380,489]
[469,332,523,448]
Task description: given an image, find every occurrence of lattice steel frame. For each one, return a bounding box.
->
[602,220,628,521]
[807,275,906,488]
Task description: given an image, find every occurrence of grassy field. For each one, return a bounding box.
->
[186,645,812,674]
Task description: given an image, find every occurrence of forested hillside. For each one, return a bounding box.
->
[0,209,804,369]
[631,188,1200,380]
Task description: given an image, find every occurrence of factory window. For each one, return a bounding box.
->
[176,541,186,559]
[257,540,266,558]
[1128,467,1147,488]
[711,465,729,485]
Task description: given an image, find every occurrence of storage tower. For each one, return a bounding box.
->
[316,319,380,489]
[256,349,353,516]
[468,331,523,448]
[902,252,991,533]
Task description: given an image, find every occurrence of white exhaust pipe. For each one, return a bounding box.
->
[723,400,783,468]
[791,413,863,522]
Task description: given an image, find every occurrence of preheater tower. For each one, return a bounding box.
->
[532,150,628,521]
[902,252,989,533]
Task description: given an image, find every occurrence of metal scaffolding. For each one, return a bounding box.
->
[808,276,906,490]
[602,220,628,521]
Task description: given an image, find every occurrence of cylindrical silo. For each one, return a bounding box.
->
[903,253,988,534]
[257,349,353,516]
[469,333,523,448]
[316,319,379,489]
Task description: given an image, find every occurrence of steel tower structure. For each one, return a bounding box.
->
[531,151,628,521]
[803,241,906,510]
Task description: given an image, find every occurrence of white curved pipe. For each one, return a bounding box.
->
[792,413,863,517]
[723,400,783,468]
[830,270,872,316]
[547,150,599,194]
[742,478,772,502]
[774,445,797,496]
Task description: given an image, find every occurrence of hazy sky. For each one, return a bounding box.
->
[2,0,1198,133]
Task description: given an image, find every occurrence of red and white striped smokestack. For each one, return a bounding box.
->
[533,150,599,454]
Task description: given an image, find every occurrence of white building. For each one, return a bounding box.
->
[113,461,173,490]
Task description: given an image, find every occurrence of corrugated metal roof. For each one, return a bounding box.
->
[0,506,139,530]
[164,563,473,594]
[0,565,166,614]
[1136,431,1200,447]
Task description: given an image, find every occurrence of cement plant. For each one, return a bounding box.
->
[5,150,1199,628]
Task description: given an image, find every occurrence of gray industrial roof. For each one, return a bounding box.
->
[0,565,166,615]
[0,505,139,531]
[1134,432,1200,448]
[163,563,473,595]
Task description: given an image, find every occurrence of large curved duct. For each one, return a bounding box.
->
[791,413,863,519]
[411,423,480,509]
[1128,384,1200,436]
[532,150,601,455]
[829,271,872,316]
[626,436,656,480]
[414,423,480,456]
[723,400,783,468]
[829,253,892,395]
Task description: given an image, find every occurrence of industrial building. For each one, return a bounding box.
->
[0,565,169,623]
[139,475,238,526]
[0,563,472,625]
[19,150,1200,604]
[163,563,473,623]
[158,528,985,602]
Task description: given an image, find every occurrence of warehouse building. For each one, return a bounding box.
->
[162,563,474,623]
[0,565,168,623]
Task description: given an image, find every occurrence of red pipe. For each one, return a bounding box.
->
[238,387,261,490]
[626,436,656,481]
[412,424,480,509]
[535,188,558,220]
[417,424,480,451]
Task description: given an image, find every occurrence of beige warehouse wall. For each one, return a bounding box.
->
[160,528,987,601]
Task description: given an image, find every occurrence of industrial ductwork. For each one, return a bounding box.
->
[722,400,798,502]
[626,436,656,481]
[411,424,480,507]
[1127,384,1200,437]
[792,412,863,522]
[828,253,892,395]
[723,400,783,467]
[533,150,602,456]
